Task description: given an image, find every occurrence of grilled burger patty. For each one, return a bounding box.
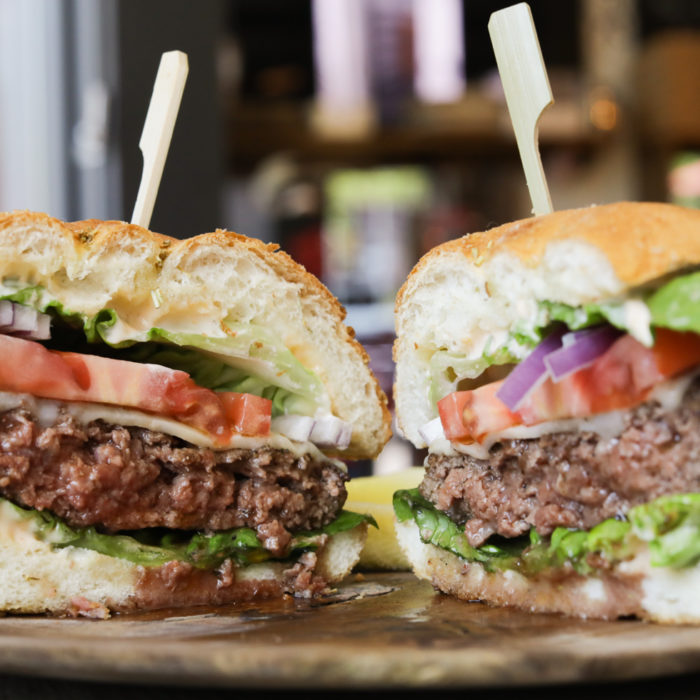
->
[0,407,346,556]
[422,379,700,547]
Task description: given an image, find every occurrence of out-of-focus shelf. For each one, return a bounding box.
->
[226,94,609,173]
[637,31,700,150]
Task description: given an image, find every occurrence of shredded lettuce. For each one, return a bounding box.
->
[0,286,327,417]
[538,299,629,332]
[429,349,507,407]
[126,327,324,416]
[426,269,700,402]
[428,340,533,406]
[394,489,700,575]
[2,497,375,569]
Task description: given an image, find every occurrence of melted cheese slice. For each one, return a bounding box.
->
[0,391,342,467]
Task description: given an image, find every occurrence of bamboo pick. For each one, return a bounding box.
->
[131,51,189,229]
[488,3,553,216]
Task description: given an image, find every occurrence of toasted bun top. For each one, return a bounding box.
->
[394,202,700,446]
[0,211,391,458]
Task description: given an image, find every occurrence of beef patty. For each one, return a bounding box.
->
[0,407,346,555]
[422,379,700,547]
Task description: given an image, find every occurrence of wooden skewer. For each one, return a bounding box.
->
[131,51,189,229]
[488,3,553,216]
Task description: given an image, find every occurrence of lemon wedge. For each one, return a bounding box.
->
[346,467,424,570]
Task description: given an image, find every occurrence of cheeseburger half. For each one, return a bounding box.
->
[393,201,700,622]
[0,211,390,616]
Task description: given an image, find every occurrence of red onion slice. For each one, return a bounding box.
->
[544,325,622,380]
[11,304,39,332]
[419,416,445,445]
[310,415,352,450]
[0,301,51,340]
[271,414,352,449]
[496,328,565,411]
[0,300,13,327]
[562,326,602,347]
[271,415,315,442]
[33,313,51,340]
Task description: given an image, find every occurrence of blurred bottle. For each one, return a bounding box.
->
[310,0,376,139]
[366,0,414,126]
[274,177,323,279]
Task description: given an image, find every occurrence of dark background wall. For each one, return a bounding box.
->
[117,0,224,238]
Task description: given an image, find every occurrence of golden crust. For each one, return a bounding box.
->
[164,228,391,457]
[395,202,700,312]
[0,210,390,459]
[393,201,700,446]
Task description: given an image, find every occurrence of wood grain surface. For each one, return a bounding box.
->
[1,572,700,689]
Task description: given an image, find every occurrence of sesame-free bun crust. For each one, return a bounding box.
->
[399,202,700,302]
[396,518,700,623]
[0,211,390,458]
[394,202,700,446]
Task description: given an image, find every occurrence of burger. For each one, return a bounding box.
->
[393,201,700,622]
[0,210,390,616]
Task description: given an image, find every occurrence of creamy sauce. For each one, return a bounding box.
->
[623,299,653,347]
[0,498,42,544]
[0,390,344,469]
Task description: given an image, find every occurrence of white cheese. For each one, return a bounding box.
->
[0,391,343,468]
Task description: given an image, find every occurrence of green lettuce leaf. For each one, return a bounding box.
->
[533,271,700,358]
[628,493,700,567]
[393,488,700,575]
[647,271,700,335]
[2,498,375,569]
[393,489,525,572]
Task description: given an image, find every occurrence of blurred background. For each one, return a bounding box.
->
[0,0,699,474]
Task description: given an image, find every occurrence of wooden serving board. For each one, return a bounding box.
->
[1,572,700,688]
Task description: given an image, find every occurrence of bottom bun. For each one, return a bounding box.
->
[395,518,700,623]
[0,524,367,617]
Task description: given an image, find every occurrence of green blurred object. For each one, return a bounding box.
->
[669,151,700,209]
[323,167,431,305]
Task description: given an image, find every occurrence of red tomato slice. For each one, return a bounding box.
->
[438,381,519,441]
[0,334,273,443]
[439,329,700,443]
[652,328,700,377]
[218,392,271,436]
